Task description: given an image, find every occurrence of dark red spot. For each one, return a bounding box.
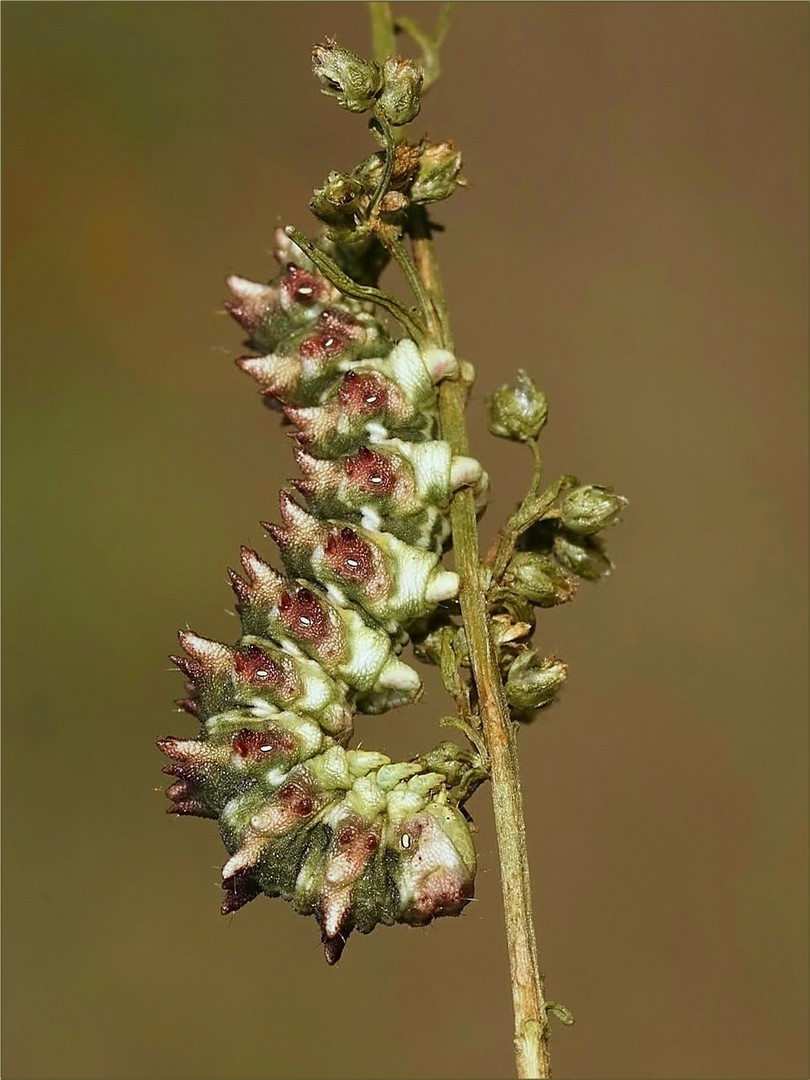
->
[337,824,358,847]
[324,528,374,584]
[344,446,396,495]
[335,823,380,860]
[175,697,200,717]
[232,728,274,760]
[337,371,391,417]
[278,588,330,642]
[277,782,314,817]
[299,327,350,363]
[319,308,361,338]
[284,265,329,306]
[234,644,283,686]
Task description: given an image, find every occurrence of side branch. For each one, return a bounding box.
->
[409,200,552,1078]
[439,374,552,1080]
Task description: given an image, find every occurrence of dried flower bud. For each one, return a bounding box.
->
[559,485,627,535]
[553,534,613,581]
[505,651,568,711]
[504,552,577,607]
[312,40,382,113]
[353,143,422,195]
[411,142,463,204]
[377,56,423,126]
[379,190,409,215]
[310,171,366,228]
[489,371,548,442]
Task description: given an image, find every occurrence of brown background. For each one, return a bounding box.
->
[2,3,807,1079]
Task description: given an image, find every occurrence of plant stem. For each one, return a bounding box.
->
[488,473,578,582]
[369,1,396,63]
[412,207,553,1080]
[368,8,553,1074]
[379,226,442,343]
[367,119,396,219]
[439,359,552,1080]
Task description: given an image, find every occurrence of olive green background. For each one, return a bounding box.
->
[2,3,807,1079]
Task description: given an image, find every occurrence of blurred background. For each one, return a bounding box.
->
[2,3,807,1079]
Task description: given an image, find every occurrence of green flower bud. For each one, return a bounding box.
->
[411,142,464,204]
[553,534,613,581]
[312,40,382,113]
[505,651,568,711]
[559,485,627,535]
[503,552,577,607]
[377,56,423,126]
[310,171,366,228]
[489,371,548,442]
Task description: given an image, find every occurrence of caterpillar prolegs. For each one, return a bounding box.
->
[160,229,488,963]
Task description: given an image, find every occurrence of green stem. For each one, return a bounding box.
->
[369,7,553,1074]
[438,368,552,1080]
[489,473,578,582]
[367,118,396,219]
[369,1,396,63]
[407,206,453,349]
[410,200,553,1079]
[378,227,442,343]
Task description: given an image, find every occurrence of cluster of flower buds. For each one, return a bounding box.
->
[310,140,464,240]
[161,226,488,961]
[305,39,463,241]
[161,715,479,963]
[489,370,549,444]
[312,39,423,125]
[488,374,627,713]
[504,651,569,712]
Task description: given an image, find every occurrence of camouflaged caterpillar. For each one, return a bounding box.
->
[159,228,488,964]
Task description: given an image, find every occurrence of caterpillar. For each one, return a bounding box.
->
[160,228,488,964]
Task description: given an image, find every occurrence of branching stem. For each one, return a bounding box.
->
[489,473,579,583]
[405,130,554,1080]
[369,7,554,1074]
[436,346,552,1079]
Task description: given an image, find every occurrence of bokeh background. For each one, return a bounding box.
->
[2,3,807,1079]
